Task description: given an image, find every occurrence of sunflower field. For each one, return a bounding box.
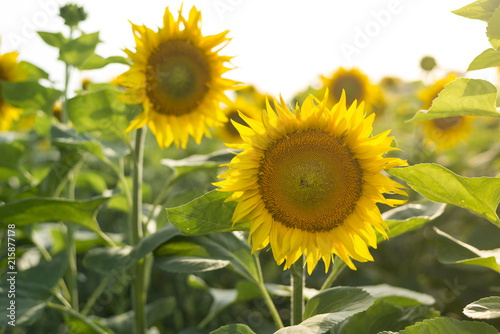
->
[1,1,500,333]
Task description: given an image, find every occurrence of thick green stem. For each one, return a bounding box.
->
[131,127,147,334]
[254,253,284,329]
[320,257,346,291]
[291,255,304,326]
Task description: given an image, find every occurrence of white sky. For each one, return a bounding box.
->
[0,0,495,101]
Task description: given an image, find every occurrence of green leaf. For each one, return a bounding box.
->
[167,190,249,236]
[67,85,129,137]
[434,227,500,274]
[360,284,435,307]
[408,79,500,121]
[161,149,235,169]
[189,278,264,329]
[19,61,50,81]
[463,296,500,319]
[275,287,375,334]
[99,297,176,333]
[195,233,260,283]
[59,32,100,68]
[1,80,61,114]
[0,252,68,326]
[0,133,25,170]
[81,54,130,70]
[0,196,109,234]
[303,286,375,320]
[30,149,83,198]
[379,201,446,243]
[51,124,130,163]
[210,324,256,334]
[335,300,439,334]
[468,48,500,70]
[452,0,500,21]
[155,256,230,273]
[399,317,499,333]
[388,164,500,227]
[83,224,181,274]
[37,31,67,48]
[487,5,500,50]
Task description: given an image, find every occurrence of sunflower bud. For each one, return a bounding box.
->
[59,4,88,27]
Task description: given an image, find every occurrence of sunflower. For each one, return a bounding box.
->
[0,46,27,131]
[118,6,237,148]
[215,92,407,274]
[418,73,472,151]
[214,97,262,144]
[320,67,384,115]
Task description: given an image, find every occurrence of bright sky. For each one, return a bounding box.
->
[0,0,494,101]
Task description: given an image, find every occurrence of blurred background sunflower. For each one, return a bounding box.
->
[117,6,238,149]
[0,43,27,131]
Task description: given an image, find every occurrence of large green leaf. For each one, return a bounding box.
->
[303,287,375,320]
[277,287,375,334]
[0,196,109,233]
[388,164,500,227]
[210,324,256,334]
[468,48,500,70]
[59,32,100,68]
[83,224,181,274]
[434,227,500,274]
[360,284,435,307]
[0,252,68,326]
[408,79,500,121]
[397,317,499,333]
[167,190,249,236]
[452,0,500,21]
[379,201,446,243]
[335,300,439,334]
[67,85,129,137]
[463,296,500,319]
[1,80,61,114]
[81,54,130,70]
[487,5,500,50]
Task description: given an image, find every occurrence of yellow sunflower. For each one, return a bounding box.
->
[214,97,262,144]
[215,92,407,274]
[0,46,27,131]
[320,67,383,114]
[118,6,237,149]
[418,73,472,151]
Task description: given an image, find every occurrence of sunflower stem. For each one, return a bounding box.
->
[131,126,147,334]
[254,253,284,329]
[290,255,304,325]
[320,257,347,291]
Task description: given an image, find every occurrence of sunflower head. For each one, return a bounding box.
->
[320,67,382,114]
[215,91,407,274]
[418,73,471,151]
[118,6,237,149]
[215,97,262,144]
[0,46,28,131]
